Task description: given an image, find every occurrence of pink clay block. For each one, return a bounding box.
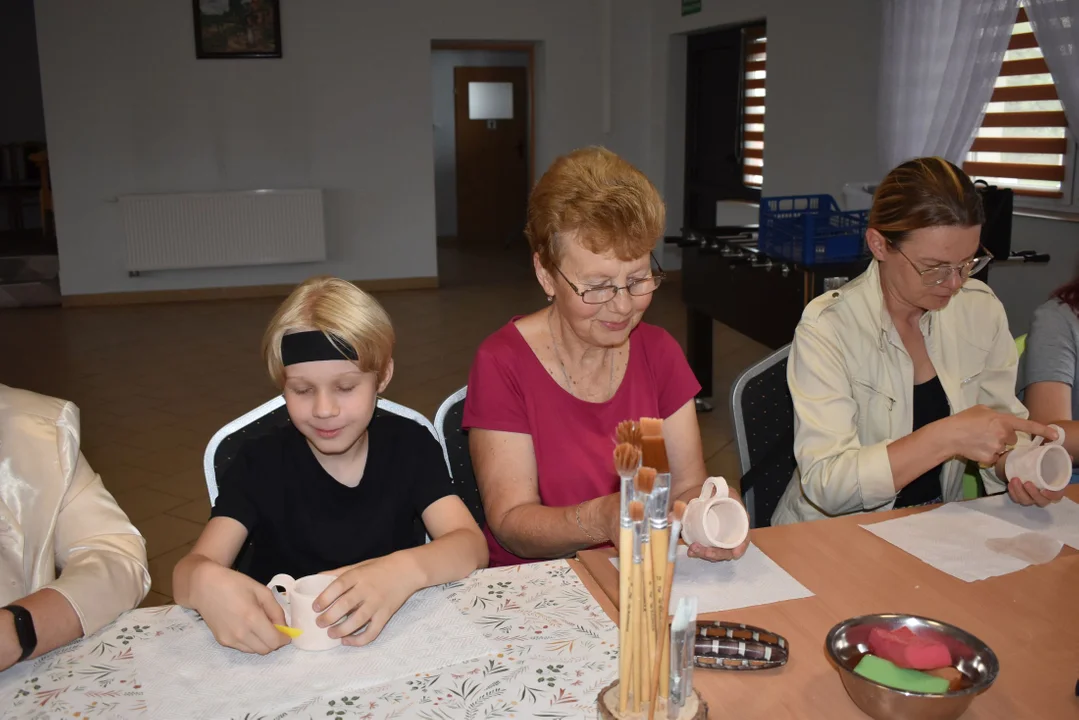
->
[867,626,952,670]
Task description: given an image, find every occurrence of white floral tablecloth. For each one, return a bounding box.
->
[0,560,618,720]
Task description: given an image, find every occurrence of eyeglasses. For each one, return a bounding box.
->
[554,253,666,305]
[889,240,993,287]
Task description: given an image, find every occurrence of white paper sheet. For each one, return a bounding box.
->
[137,585,496,720]
[861,503,1064,582]
[964,494,1079,550]
[610,543,813,614]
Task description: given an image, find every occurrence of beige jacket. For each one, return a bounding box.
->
[772,261,1027,525]
[0,385,150,634]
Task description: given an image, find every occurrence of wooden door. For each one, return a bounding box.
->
[454,67,529,247]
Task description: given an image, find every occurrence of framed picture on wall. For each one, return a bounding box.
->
[192,0,282,59]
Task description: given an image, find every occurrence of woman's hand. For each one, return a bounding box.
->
[686,537,749,562]
[584,493,622,549]
[313,555,419,647]
[191,562,288,655]
[948,405,1057,465]
[685,494,751,562]
[1005,477,1066,508]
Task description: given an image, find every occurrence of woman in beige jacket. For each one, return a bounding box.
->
[773,158,1064,525]
[0,384,150,671]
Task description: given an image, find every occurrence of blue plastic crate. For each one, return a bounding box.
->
[758,194,869,265]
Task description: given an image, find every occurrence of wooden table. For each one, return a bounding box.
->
[578,489,1079,719]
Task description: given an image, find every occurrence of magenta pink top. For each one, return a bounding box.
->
[462,319,701,566]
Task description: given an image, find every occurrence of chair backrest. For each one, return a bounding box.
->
[729,344,795,528]
[433,385,486,527]
[203,396,441,505]
[203,395,289,506]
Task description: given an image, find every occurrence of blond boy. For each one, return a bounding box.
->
[174,277,487,654]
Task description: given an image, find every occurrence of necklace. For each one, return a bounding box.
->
[548,307,615,400]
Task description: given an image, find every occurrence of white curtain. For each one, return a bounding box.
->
[879,0,1019,173]
[1025,0,1079,130]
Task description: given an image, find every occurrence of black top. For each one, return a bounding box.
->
[211,413,453,584]
[894,375,950,509]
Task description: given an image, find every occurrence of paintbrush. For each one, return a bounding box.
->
[667,596,698,719]
[639,416,663,438]
[641,429,671,654]
[614,444,640,714]
[616,419,642,449]
[629,499,646,713]
[648,500,685,719]
[614,443,642,498]
[641,434,670,480]
[635,467,658,703]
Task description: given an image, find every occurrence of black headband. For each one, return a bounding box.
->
[281,330,359,366]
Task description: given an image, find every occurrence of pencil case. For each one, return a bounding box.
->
[693,621,789,671]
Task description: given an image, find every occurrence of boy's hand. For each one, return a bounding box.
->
[313,555,420,646]
[192,562,289,655]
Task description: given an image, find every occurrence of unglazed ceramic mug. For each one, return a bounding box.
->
[1004,424,1070,492]
[680,476,750,550]
[267,573,339,651]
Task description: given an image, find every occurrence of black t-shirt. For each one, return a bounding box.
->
[211,412,453,584]
[894,376,950,509]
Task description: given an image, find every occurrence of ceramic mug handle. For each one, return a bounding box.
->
[698,476,730,502]
[267,574,296,621]
[1029,423,1065,450]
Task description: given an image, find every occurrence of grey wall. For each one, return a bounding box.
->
[430,49,529,239]
[647,0,883,270]
[0,0,47,144]
[35,0,606,297]
[989,216,1079,336]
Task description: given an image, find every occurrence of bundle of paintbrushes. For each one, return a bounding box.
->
[600,420,705,720]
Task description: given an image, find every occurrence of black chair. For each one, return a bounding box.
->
[729,344,796,528]
[434,386,486,527]
[202,396,292,572]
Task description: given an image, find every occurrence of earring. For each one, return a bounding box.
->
[547,295,553,302]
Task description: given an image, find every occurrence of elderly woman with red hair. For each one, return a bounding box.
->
[463,146,748,566]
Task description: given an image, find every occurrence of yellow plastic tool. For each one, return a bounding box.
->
[274,624,303,639]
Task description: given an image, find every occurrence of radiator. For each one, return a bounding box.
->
[119,189,326,272]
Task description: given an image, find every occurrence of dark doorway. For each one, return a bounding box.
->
[683,22,765,230]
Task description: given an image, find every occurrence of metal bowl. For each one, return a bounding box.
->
[825,614,999,720]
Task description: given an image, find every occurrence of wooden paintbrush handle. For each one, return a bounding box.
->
[650,530,668,634]
[632,560,645,713]
[649,559,676,717]
[641,547,657,698]
[618,529,632,714]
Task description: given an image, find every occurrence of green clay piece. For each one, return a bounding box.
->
[853,654,950,694]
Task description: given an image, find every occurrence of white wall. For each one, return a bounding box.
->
[603,0,654,170]
[647,0,883,269]
[430,49,529,239]
[35,0,605,296]
[0,0,46,145]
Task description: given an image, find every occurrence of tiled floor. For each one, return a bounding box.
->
[0,243,770,607]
